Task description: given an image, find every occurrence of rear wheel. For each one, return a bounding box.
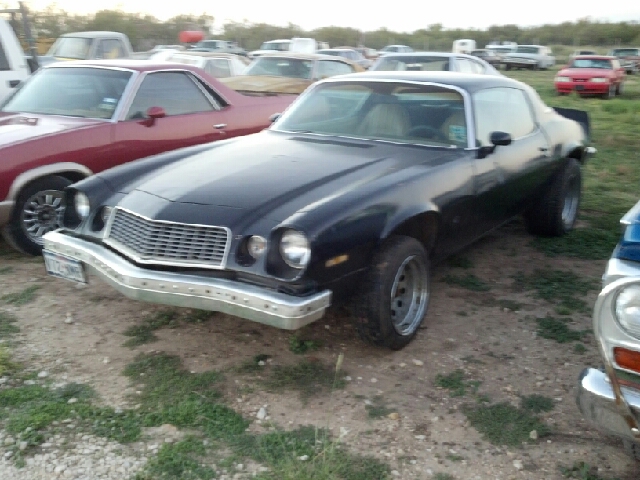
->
[524,158,581,237]
[1,175,72,256]
[353,236,430,350]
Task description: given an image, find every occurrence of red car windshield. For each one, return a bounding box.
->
[1,67,132,119]
[570,59,612,69]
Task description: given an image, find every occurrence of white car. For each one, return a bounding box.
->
[0,18,31,102]
[156,52,250,78]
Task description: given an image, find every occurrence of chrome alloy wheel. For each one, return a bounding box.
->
[390,255,429,336]
[20,189,66,244]
[561,172,580,230]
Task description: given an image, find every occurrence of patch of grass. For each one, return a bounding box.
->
[235,354,270,373]
[521,394,555,414]
[0,311,19,335]
[183,310,215,324]
[435,370,481,397]
[0,347,17,376]
[0,267,13,274]
[447,255,473,269]
[531,222,620,260]
[512,269,597,314]
[123,310,179,347]
[134,436,215,480]
[434,474,455,480]
[443,274,491,292]
[263,360,346,401]
[365,395,395,419]
[2,285,40,306]
[124,353,247,439]
[288,335,321,355]
[446,454,464,462]
[463,402,550,447]
[461,355,485,365]
[536,316,588,344]
[559,461,621,480]
[574,343,587,354]
[233,426,390,480]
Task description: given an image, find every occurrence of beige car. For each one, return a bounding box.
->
[220,52,364,95]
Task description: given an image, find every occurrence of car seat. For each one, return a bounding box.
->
[356,103,411,138]
[440,108,467,146]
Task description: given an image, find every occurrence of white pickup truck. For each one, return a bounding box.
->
[0,17,30,102]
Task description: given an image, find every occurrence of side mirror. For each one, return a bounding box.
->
[269,113,281,123]
[490,131,512,146]
[141,106,166,127]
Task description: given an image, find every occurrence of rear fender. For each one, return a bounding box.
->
[554,107,590,140]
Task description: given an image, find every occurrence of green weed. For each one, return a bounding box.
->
[435,370,481,397]
[447,255,473,269]
[443,274,491,292]
[134,436,215,480]
[559,461,622,480]
[0,311,19,336]
[288,335,321,354]
[521,394,555,413]
[536,316,588,344]
[365,395,395,419]
[2,285,40,306]
[123,310,179,347]
[263,360,346,401]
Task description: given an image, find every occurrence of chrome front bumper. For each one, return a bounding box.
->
[577,367,640,442]
[42,230,332,330]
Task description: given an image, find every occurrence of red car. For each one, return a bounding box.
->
[0,60,296,255]
[554,55,626,99]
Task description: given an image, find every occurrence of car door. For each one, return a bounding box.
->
[471,86,552,233]
[112,70,232,166]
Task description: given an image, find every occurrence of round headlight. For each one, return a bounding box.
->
[74,192,90,219]
[279,230,310,269]
[615,285,640,338]
[247,235,267,259]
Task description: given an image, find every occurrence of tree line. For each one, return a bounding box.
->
[4,6,640,52]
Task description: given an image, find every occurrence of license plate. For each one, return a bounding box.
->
[43,250,87,284]
[576,85,585,91]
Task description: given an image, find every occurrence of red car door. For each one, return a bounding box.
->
[112,70,233,166]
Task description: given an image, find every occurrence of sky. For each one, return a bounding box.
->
[22,0,640,32]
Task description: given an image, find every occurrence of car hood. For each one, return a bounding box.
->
[118,132,454,229]
[0,113,103,147]
[219,75,311,94]
[559,68,614,77]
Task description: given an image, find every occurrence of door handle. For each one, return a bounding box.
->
[539,146,548,152]
[214,124,227,129]
[8,80,20,88]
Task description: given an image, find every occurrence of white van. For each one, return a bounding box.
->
[452,39,476,54]
[0,18,30,102]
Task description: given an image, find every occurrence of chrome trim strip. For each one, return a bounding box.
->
[272,78,477,149]
[42,231,331,330]
[103,207,232,270]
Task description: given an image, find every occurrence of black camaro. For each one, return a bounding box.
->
[42,71,596,350]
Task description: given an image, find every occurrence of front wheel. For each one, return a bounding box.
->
[602,83,616,100]
[524,158,582,237]
[353,236,430,350]
[616,82,624,96]
[1,175,72,256]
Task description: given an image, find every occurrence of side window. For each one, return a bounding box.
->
[125,72,215,120]
[316,60,355,79]
[456,58,474,73]
[0,40,10,71]
[469,59,485,74]
[473,87,537,146]
[205,58,231,78]
[100,39,126,59]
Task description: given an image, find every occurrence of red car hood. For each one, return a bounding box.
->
[558,68,615,78]
[0,113,105,147]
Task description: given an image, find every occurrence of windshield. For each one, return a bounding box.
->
[1,67,132,119]
[612,49,639,56]
[372,56,450,72]
[317,50,342,57]
[570,58,612,69]
[274,81,467,147]
[259,41,290,51]
[491,47,512,53]
[514,46,539,54]
[47,37,92,59]
[243,57,313,79]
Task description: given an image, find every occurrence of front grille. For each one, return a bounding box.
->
[104,208,230,269]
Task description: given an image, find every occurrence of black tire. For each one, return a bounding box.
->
[1,175,72,256]
[602,83,616,100]
[524,158,582,237]
[623,440,640,461]
[616,82,624,96]
[353,235,431,350]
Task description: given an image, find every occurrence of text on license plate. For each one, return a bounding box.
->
[43,250,87,284]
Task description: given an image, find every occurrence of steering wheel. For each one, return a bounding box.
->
[407,125,449,143]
